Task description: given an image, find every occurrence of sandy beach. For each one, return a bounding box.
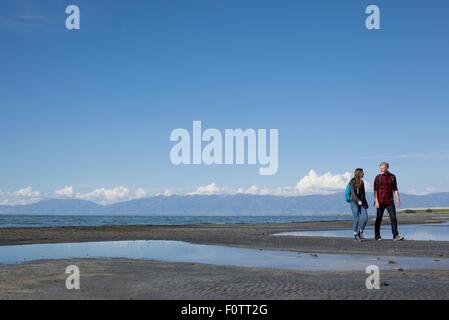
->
[1,259,449,300]
[1,212,449,299]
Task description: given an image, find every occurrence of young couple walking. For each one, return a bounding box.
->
[348,162,405,242]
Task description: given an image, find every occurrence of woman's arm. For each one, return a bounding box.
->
[374,176,380,208]
[350,180,361,203]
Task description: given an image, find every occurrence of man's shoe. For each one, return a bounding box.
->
[375,236,382,241]
[393,235,405,241]
[354,234,362,241]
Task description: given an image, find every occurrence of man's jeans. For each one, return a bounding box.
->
[375,203,399,238]
[350,202,368,234]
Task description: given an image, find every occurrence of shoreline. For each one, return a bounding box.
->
[1,213,448,258]
[1,212,449,299]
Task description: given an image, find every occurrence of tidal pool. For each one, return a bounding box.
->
[274,223,449,241]
[0,240,448,271]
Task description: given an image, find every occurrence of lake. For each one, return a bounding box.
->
[0,214,350,228]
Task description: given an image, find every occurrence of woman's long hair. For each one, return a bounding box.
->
[354,168,364,188]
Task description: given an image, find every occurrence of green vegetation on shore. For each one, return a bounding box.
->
[400,208,449,214]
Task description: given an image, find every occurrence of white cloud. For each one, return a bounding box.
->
[407,187,447,196]
[188,183,223,195]
[54,186,77,198]
[80,186,132,205]
[237,185,262,195]
[156,189,173,197]
[233,170,351,196]
[187,170,352,197]
[294,170,351,195]
[0,186,43,205]
[236,185,290,196]
[363,151,449,161]
[132,188,148,199]
[51,186,149,204]
[13,186,41,198]
[49,185,150,204]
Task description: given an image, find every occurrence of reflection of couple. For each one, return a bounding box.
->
[349,162,405,242]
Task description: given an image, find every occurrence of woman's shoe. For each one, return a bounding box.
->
[358,232,366,241]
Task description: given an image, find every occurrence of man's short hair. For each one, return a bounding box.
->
[380,162,390,168]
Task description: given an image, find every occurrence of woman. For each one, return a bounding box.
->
[350,168,369,241]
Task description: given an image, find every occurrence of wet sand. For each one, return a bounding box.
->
[0,213,448,299]
[1,259,448,300]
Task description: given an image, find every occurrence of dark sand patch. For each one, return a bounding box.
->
[1,259,448,300]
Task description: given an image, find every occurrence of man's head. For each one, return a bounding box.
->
[379,162,390,174]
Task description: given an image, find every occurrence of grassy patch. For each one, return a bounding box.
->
[399,208,449,214]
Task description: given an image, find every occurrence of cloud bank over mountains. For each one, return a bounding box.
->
[0,170,440,206]
[1,170,350,205]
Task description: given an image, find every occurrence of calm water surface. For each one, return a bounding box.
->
[0,240,448,271]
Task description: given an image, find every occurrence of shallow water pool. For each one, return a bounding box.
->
[274,223,449,241]
[0,240,448,271]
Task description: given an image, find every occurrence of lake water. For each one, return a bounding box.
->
[0,240,448,271]
[275,222,449,241]
[0,215,350,228]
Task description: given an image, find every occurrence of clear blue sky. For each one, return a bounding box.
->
[1,0,449,201]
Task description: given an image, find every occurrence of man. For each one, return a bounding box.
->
[374,162,405,241]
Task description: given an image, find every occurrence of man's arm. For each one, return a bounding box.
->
[395,190,401,208]
[374,190,380,208]
[392,175,400,207]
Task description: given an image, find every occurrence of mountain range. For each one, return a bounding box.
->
[1,192,449,216]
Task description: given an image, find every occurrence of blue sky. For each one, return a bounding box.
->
[1,0,449,204]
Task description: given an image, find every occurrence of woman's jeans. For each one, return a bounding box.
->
[350,202,368,234]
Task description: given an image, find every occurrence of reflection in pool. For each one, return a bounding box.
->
[274,223,449,241]
[0,240,448,271]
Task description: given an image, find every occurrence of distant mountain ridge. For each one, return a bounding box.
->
[1,192,449,216]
